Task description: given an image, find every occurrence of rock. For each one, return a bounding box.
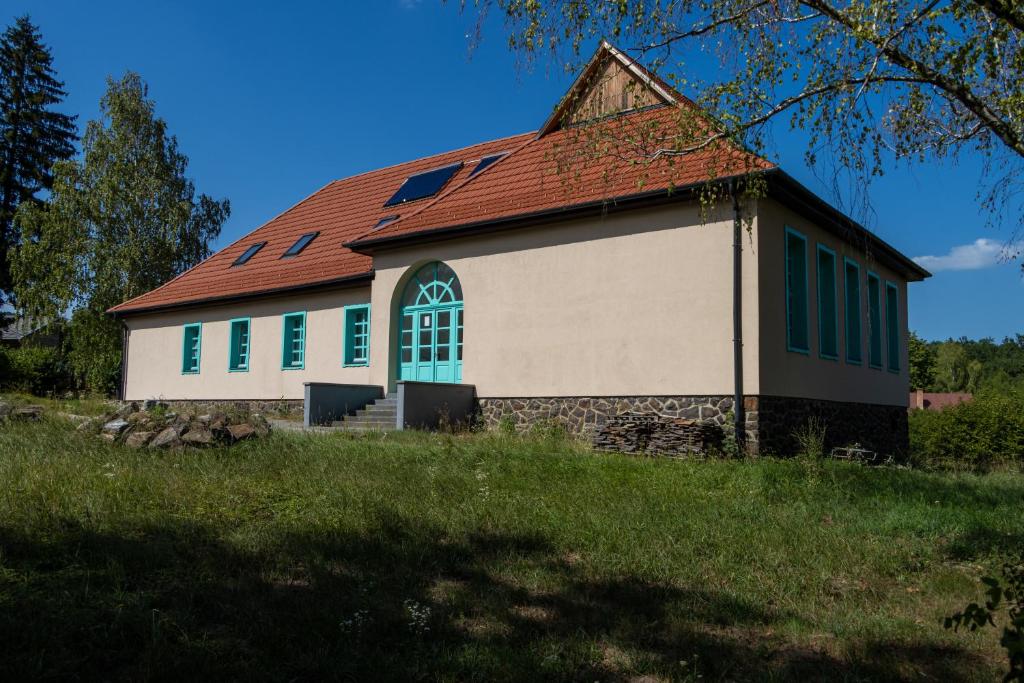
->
[142,399,169,411]
[125,431,154,448]
[127,411,152,426]
[115,402,140,418]
[12,405,44,421]
[0,401,12,420]
[249,414,272,437]
[149,427,182,449]
[196,414,212,424]
[182,427,214,446]
[227,423,255,442]
[102,418,129,436]
[100,432,117,442]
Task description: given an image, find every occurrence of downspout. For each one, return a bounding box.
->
[731,179,745,451]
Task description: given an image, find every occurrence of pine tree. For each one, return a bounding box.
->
[12,72,229,393]
[0,15,77,304]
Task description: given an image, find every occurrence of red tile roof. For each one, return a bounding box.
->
[109,133,531,313]
[110,103,770,315]
[349,105,771,247]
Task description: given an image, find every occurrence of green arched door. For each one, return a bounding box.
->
[398,262,463,383]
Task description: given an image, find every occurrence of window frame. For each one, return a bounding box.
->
[816,244,839,361]
[885,281,901,373]
[866,271,883,369]
[181,322,202,375]
[843,257,863,365]
[228,317,251,372]
[784,226,810,355]
[232,241,266,267]
[280,311,307,370]
[343,304,371,367]
[280,232,319,259]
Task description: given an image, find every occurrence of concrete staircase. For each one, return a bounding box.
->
[333,393,398,431]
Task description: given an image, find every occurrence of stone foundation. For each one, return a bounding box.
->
[478,395,907,458]
[752,395,908,458]
[159,399,303,419]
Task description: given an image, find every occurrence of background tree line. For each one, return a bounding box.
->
[909,332,1024,393]
[0,14,227,395]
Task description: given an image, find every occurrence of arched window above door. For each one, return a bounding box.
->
[401,262,463,308]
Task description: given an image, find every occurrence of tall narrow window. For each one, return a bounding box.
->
[844,258,862,364]
[816,245,838,360]
[885,282,901,372]
[784,227,809,353]
[182,323,201,374]
[281,312,306,370]
[229,318,251,371]
[867,272,883,368]
[343,304,370,366]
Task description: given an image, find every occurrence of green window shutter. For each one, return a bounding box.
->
[785,228,809,353]
[885,283,900,372]
[816,246,838,359]
[343,305,370,366]
[229,318,250,371]
[867,273,882,368]
[281,312,306,370]
[844,259,862,364]
[182,323,201,374]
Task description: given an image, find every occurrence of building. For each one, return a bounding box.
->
[109,43,930,455]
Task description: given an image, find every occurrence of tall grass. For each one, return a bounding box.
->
[1,417,1021,680]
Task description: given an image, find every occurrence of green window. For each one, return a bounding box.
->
[784,227,809,353]
[844,258,862,364]
[867,272,882,369]
[343,304,370,366]
[816,245,838,360]
[885,282,900,372]
[229,318,251,371]
[281,312,306,370]
[181,323,201,374]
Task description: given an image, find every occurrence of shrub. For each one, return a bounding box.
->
[0,345,72,396]
[909,390,1024,470]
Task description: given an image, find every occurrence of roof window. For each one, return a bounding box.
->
[384,162,463,207]
[470,153,506,177]
[232,242,266,266]
[281,232,319,258]
[373,215,400,231]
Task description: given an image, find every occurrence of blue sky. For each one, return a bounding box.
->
[8,0,1022,341]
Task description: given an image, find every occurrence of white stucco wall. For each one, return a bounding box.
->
[368,202,762,398]
[756,198,910,406]
[123,288,372,401]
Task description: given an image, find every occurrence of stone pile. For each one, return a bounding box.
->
[593,412,724,456]
[86,401,272,449]
[0,400,44,422]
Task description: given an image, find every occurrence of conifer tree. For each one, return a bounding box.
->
[0,15,77,303]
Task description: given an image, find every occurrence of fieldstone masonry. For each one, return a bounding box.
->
[478,394,907,458]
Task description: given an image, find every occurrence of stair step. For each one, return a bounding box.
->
[357,409,397,417]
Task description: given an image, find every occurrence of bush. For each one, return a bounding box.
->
[0,345,73,396]
[910,390,1024,470]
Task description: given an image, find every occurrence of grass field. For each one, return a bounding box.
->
[1,416,1021,681]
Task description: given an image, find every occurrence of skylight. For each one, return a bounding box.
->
[373,215,400,231]
[470,153,506,177]
[384,162,463,207]
[281,232,319,258]
[232,242,266,266]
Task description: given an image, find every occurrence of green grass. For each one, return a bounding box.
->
[1,417,1021,681]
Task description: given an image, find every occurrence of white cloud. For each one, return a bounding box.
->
[912,238,1016,273]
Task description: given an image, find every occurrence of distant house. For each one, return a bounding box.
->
[109,42,930,455]
[0,315,58,349]
[909,390,973,411]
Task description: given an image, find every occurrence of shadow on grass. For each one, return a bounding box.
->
[0,511,991,681]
